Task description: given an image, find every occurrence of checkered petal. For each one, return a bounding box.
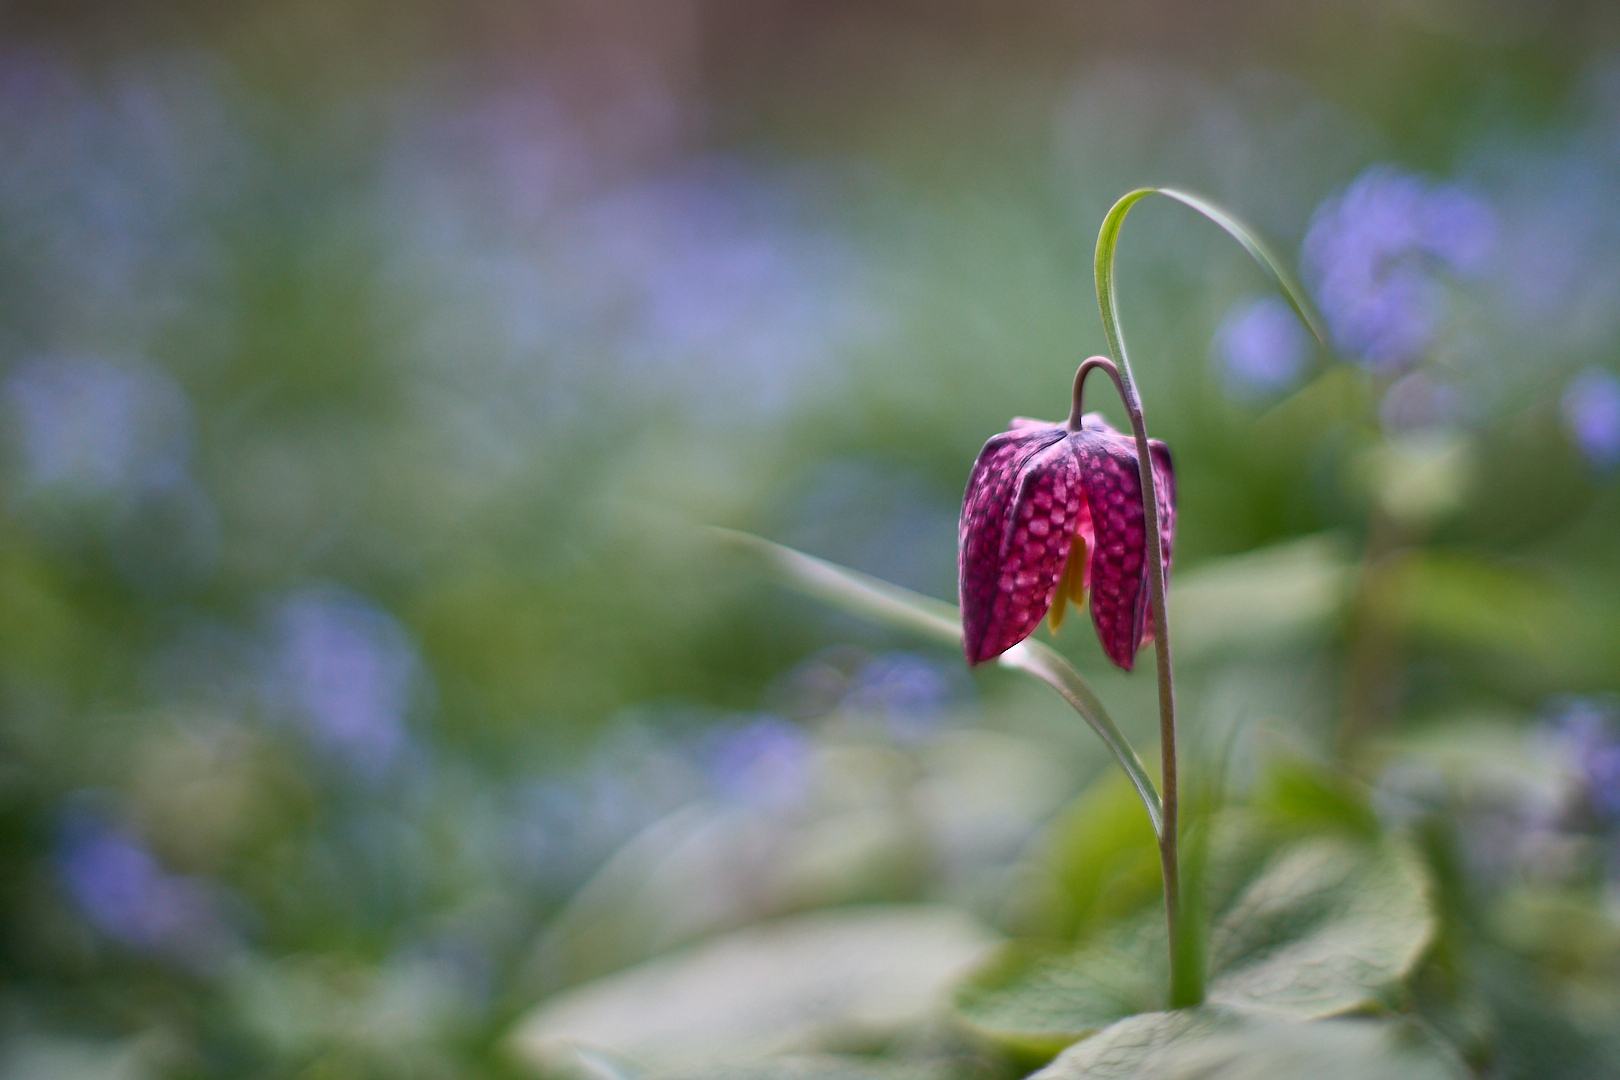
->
[1072,424,1176,670]
[958,425,1084,665]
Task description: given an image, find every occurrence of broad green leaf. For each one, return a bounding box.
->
[509,905,994,1078]
[1030,1006,1468,1080]
[1252,760,1382,841]
[1203,821,1433,1017]
[948,811,1434,1059]
[713,528,1162,837]
[953,913,1167,1060]
[645,1056,958,1080]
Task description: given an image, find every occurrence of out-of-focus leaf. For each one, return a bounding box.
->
[711,528,963,647]
[1203,821,1433,1018]
[0,544,86,687]
[949,812,1433,1058]
[714,528,1162,837]
[528,731,1062,990]
[1168,533,1355,660]
[953,913,1166,1062]
[509,905,995,1078]
[1360,431,1475,529]
[1253,760,1382,841]
[644,1055,958,1080]
[1369,550,1568,661]
[1019,769,1163,941]
[1375,715,1564,794]
[1029,1006,1468,1080]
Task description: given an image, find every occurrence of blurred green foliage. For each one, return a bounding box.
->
[2,1,1620,1077]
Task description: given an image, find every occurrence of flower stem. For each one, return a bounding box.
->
[1072,356,1196,1008]
[1084,187,1321,1008]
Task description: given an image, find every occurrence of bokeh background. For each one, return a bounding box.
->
[3,1,1620,1076]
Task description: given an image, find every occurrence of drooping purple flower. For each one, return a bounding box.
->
[959,412,1174,669]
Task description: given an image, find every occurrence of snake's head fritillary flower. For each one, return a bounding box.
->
[959,412,1174,669]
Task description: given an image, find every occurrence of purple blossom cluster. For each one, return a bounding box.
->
[1301,165,1496,371]
[1561,367,1620,471]
[55,807,238,972]
[4,356,221,595]
[703,716,813,810]
[1212,294,1314,399]
[1551,695,1620,823]
[263,588,421,783]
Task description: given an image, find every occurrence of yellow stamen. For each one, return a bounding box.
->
[1047,533,1089,634]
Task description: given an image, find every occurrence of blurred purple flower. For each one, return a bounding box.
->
[1561,366,1620,470]
[379,127,875,442]
[4,355,190,500]
[1549,695,1620,821]
[4,354,220,593]
[1212,295,1313,398]
[505,720,712,888]
[56,807,237,971]
[704,716,812,810]
[264,588,420,781]
[0,50,243,344]
[1302,166,1496,369]
[843,652,962,743]
[1379,370,1467,432]
[564,162,872,423]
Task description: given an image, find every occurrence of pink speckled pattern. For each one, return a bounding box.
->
[959,425,1079,664]
[958,414,1175,670]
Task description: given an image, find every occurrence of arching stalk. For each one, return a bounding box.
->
[1093,188,1326,1009]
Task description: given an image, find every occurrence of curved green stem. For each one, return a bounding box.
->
[1073,348,1190,1007]
[1092,187,1321,1010]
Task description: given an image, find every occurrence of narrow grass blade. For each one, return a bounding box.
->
[714,527,1164,838]
[712,526,963,645]
[998,640,1163,837]
[1095,187,1328,392]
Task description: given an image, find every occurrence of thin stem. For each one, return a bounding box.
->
[1089,186,1326,1008]
[1073,356,1189,1006]
[1066,355,1115,431]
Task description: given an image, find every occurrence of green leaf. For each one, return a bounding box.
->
[1253,760,1382,841]
[1023,770,1165,941]
[1095,188,1328,400]
[953,913,1167,1061]
[510,905,995,1078]
[947,815,1434,1059]
[1166,533,1355,661]
[1203,821,1434,1018]
[713,528,1162,838]
[644,1056,960,1080]
[1029,1006,1468,1080]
